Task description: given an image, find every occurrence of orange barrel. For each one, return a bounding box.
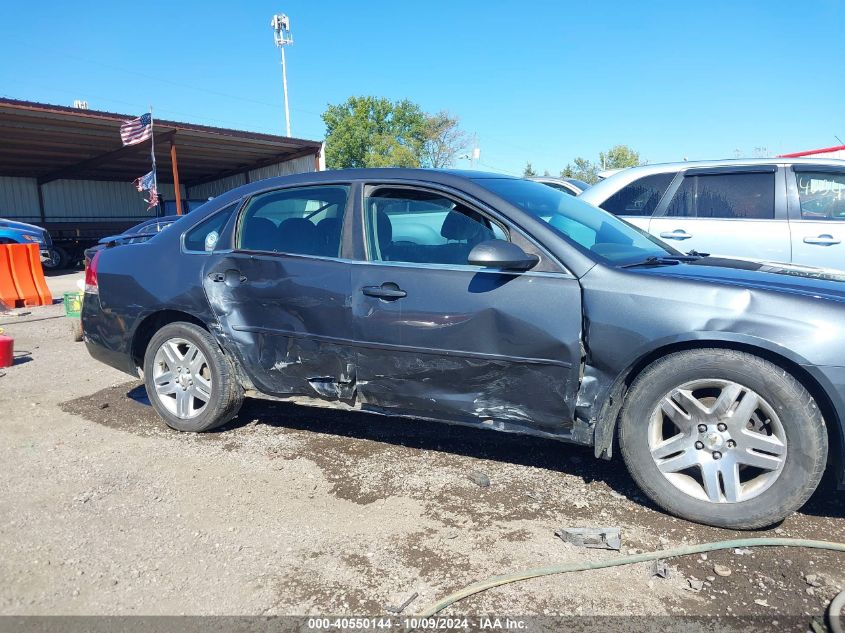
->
[0,333,12,368]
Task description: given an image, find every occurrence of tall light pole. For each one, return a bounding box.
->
[271,13,293,137]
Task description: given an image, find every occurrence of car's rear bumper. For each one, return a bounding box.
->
[803,364,845,489]
[82,296,139,378]
[85,337,138,377]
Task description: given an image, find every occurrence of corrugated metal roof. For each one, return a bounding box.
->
[0,98,321,185]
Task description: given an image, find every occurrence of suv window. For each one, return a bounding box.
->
[601,173,674,216]
[795,171,845,220]
[184,203,237,252]
[365,188,506,265]
[666,172,775,219]
[237,185,349,257]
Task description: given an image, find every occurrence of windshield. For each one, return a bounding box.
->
[477,178,679,264]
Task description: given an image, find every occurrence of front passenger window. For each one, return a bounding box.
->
[796,171,845,220]
[365,188,506,265]
[237,185,349,256]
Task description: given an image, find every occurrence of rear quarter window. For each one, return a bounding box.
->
[184,203,238,252]
[601,172,675,216]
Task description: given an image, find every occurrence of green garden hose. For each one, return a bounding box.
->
[417,537,845,618]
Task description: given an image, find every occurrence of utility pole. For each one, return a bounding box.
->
[271,13,293,137]
[464,134,480,169]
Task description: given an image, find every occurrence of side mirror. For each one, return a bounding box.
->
[467,239,539,271]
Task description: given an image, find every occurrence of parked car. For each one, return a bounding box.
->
[529,176,591,196]
[0,218,52,264]
[83,215,181,267]
[579,158,845,269]
[82,168,845,529]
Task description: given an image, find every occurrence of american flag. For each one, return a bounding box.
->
[133,170,155,192]
[145,185,159,210]
[120,113,152,146]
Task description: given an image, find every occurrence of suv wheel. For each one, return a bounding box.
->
[618,348,827,529]
[143,322,243,432]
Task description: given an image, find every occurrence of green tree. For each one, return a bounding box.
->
[599,144,641,170]
[523,162,538,178]
[561,157,599,184]
[560,145,643,184]
[420,111,470,168]
[322,96,428,169]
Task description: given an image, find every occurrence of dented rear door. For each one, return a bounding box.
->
[202,184,356,399]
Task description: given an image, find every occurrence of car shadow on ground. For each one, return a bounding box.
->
[125,386,845,522]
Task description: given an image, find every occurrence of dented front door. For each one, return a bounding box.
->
[350,263,583,434]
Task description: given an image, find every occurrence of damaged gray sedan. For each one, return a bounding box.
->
[82,169,845,529]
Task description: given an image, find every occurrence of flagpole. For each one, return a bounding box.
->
[149,105,158,215]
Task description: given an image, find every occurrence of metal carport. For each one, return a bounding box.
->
[0,98,322,264]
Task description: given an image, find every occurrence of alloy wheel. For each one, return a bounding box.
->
[648,379,787,503]
[151,337,212,419]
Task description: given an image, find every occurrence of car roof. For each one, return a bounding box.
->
[192,168,520,215]
[580,157,845,204]
[625,156,845,171]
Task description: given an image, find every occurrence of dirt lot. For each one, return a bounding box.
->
[1,272,844,630]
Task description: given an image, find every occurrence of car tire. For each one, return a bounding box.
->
[143,322,243,432]
[618,348,827,529]
[43,247,67,270]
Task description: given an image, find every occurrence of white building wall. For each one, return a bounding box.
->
[187,154,317,201]
[187,173,248,201]
[0,176,41,221]
[1,153,316,223]
[247,154,316,182]
[41,180,179,221]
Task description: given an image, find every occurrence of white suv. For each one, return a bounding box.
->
[579,158,845,269]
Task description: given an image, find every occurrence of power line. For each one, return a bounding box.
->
[476,160,519,176]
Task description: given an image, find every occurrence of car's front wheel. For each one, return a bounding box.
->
[618,348,827,529]
[143,322,243,432]
[42,246,67,270]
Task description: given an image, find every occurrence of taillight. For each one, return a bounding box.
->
[85,250,101,294]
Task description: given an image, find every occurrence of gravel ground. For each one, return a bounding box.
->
[0,272,843,631]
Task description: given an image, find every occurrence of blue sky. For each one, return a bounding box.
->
[1,1,843,175]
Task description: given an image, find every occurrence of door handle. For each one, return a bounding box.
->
[362,282,407,300]
[659,230,693,240]
[803,234,841,246]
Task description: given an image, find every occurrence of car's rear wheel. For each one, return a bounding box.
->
[143,322,243,432]
[618,348,827,529]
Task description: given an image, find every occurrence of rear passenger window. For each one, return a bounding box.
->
[601,173,674,216]
[795,171,845,220]
[665,172,775,219]
[237,185,349,256]
[183,203,237,252]
[365,188,506,265]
